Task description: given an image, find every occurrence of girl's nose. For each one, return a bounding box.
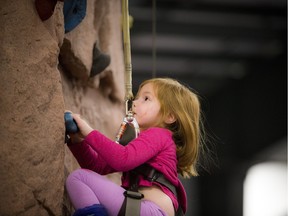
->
[132,99,137,109]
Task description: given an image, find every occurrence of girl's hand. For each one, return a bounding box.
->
[65,111,94,144]
[72,113,94,137]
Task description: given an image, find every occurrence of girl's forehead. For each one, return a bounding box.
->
[137,83,158,98]
[139,82,155,92]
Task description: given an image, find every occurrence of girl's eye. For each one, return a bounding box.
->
[144,96,149,101]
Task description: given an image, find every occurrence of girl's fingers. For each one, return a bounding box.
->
[72,113,93,136]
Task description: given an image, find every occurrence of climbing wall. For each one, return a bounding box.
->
[0,0,125,215]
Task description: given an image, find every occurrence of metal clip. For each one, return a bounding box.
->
[115,111,139,145]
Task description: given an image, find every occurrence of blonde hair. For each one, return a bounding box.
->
[139,78,203,178]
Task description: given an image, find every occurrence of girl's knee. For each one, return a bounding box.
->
[66,169,103,187]
[66,168,87,186]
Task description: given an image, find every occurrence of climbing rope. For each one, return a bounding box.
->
[116,0,139,145]
[122,0,133,113]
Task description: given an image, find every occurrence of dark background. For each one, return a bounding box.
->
[128,0,287,215]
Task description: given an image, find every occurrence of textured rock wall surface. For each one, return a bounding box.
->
[0,0,124,215]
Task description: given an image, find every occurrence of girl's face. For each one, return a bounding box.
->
[133,83,162,131]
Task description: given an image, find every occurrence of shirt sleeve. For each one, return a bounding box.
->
[68,140,116,175]
[84,127,172,171]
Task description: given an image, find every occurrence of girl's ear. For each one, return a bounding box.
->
[164,113,176,124]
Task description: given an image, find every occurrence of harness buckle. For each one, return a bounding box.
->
[124,190,144,200]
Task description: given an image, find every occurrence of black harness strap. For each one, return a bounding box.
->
[118,170,143,216]
[119,190,143,216]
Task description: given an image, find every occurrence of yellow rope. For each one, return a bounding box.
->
[122,0,133,108]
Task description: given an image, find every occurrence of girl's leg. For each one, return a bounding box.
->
[66,168,167,216]
[66,169,125,215]
[140,200,168,216]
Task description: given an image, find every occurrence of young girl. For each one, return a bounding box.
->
[66,78,203,216]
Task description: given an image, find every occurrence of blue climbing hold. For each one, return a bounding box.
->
[63,0,87,33]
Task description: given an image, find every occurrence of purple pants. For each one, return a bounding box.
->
[66,169,167,216]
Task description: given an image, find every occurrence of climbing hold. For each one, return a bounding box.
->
[90,43,111,77]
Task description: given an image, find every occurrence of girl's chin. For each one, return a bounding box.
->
[139,126,149,131]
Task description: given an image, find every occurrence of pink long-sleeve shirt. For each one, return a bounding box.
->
[68,127,187,213]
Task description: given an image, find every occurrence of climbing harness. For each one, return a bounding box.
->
[117,164,184,216]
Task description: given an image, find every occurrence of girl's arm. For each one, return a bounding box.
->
[84,127,172,171]
[68,113,172,172]
[65,113,115,174]
[68,140,116,175]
